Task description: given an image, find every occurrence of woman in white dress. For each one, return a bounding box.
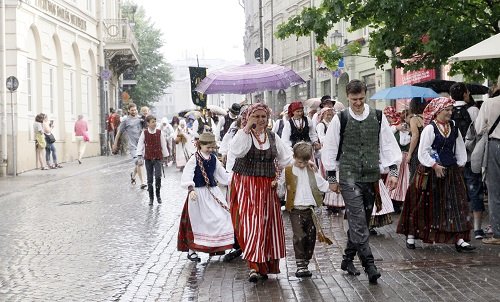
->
[174,119,195,171]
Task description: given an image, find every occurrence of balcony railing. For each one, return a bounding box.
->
[103,19,139,52]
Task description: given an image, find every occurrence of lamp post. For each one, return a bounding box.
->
[330,30,344,98]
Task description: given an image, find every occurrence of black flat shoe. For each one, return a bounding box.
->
[365,265,381,284]
[406,240,416,249]
[187,252,201,262]
[369,228,378,235]
[341,258,360,276]
[455,243,476,252]
[223,249,242,262]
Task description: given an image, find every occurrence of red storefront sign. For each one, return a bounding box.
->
[395,68,436,86]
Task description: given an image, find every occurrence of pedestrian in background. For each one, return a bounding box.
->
[178,132,233,262]
[74,114,89,164]
[407,97,427,180]
[33,113,49,170]
[44,116,61,168]
[475,84,500,245]
[113,103,146,189]
[136,115,169,205]
[174,119,195,171]
[228,103,292,282]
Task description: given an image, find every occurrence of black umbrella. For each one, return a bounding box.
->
[413,79,489,95]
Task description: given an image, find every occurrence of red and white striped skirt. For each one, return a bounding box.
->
[230,173,286,265]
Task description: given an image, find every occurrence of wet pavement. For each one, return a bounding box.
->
[0,155,499,302]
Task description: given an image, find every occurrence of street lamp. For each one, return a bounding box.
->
[330,30,343,47]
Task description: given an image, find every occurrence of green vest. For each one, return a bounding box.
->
[339,108,380,182]
[284,166,323,211]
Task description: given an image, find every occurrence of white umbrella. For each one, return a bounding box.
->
[207,104,227,116]
[449,33,500,62]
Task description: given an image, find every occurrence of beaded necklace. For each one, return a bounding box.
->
[434,119,450,137]
[292,117,304,133]
[251,129,268,148]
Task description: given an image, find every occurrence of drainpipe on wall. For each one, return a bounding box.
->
[0,0,8,177]
[97,0,106,155]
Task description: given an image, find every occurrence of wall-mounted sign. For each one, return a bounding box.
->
[35,0,87,31]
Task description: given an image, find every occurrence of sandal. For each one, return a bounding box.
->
[248,269,260,283]
[295,267,312,278]
[55,164,63,168]
[223,249,242,262]
[187,252,201,262]
[140,184,147,190]
[41,166,49,170]
[130,172,136,185]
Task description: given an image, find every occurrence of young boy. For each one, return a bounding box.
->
[136,115,169,205]
[283,142,330,277]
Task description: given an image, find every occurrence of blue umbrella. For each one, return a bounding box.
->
[370,85,440,100]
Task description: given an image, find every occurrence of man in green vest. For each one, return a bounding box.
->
[321,80,402,284]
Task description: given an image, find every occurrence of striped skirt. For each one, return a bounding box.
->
[370,179,395,228]
[386,151,410,202]
[230,173,285,274]
[396,165,472,244]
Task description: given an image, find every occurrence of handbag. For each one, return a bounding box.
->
[35,132,46,149]
[470,114,500,173]
[45,133,56,144]
[83,132,90,142]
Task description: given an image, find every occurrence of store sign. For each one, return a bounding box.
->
[395,68,436,86]
[35,0,87,31]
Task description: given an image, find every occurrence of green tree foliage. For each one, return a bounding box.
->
[125,5,172,108]
[276,0,500,82]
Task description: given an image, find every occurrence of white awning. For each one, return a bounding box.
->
[448,33,500,62]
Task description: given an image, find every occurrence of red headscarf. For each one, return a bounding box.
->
[241,103,271,127]
[423,97,455,126]
[288,101,304,118]
[383,106,400,125]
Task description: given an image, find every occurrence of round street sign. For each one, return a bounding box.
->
[6,76,19,92]
[254,48,270,63]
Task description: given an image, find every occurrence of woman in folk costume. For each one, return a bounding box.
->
[281,101,320,149]
[177,132,234,262]
[397,97,474,252]
[228,103,293,282]
[174,119,195,171]
[383,107,410,212]
[316,107,345,214]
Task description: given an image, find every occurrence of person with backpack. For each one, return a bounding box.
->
[321,80,401,284]
[272,104,289,138]
[450,82,485,240]
[218,103,241,141]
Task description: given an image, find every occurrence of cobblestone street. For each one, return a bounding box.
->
[0,156,499,301]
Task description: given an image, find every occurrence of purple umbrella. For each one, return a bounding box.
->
[195,63,305,94]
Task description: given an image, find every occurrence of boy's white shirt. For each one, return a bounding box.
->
[278,164,330,207]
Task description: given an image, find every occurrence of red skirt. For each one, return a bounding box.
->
[230,173,285,274]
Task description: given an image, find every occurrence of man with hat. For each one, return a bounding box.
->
[218,103,242,140]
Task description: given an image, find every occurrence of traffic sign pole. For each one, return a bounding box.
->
[6,76,18,176]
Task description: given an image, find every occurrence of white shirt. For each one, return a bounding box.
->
[321,104,402,172]
[227,129,293,172]
[219,121,238,156]
[454,100,480,123]
[418,123,467,167]
[192,116,217,140]
[475,95,500,140]
[271,116,288,135]
[290,166,330,207]
[136,128,169,157]
[281,116,319,148]
[316,121,329,144]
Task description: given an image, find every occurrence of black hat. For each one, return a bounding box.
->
[320,95,335,108]
[229,103,241,115]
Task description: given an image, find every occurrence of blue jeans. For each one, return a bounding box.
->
[464,162,484,212]
[45,143,57,165]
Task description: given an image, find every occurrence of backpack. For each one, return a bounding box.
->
[452,105,472,140]
[336,109,382,161]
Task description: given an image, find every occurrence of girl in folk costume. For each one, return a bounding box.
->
[383,107,410,213]
[281,101,320,149]
[177,132,234,262]
[316,107,345,214]
[397,97,474,252]
[228,103,293,282]
[369,176,395,234]
[174,119,195,171]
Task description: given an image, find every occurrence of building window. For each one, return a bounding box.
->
[70,71,74,115]
[49,68,54,114]
[87,76,91,119]
[27,61,33,112]
[87,0,92,11]
[363,74,376,99]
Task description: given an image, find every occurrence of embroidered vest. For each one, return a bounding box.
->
[339,109,380,182]
[144,129,163,160]
[284,166,323,211]
[431,121,458,167]
[193,153,217,187]
[232,130,277,177]
[289,117,311,146]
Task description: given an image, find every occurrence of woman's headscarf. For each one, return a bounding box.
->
[288,101,304,118]
[317,107,334,123]
[383,106,400,125]
[423,97,455,126]
[241,103,271,127]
